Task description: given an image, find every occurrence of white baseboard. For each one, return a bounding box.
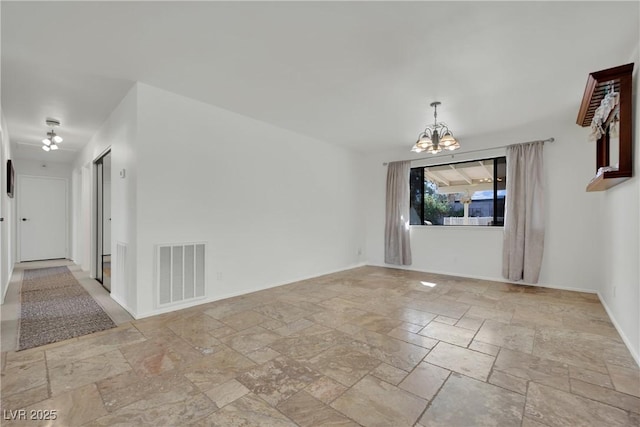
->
[367,262,598,294]
[134,262,368,320]
[597,292,640,367]
[369,262,638,367]
[1,265,15,305]
[110,293,138,319]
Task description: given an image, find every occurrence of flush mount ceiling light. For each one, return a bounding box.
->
[42,118,63,152]
[411,101,460,154]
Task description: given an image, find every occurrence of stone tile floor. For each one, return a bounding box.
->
[1,266,638,426]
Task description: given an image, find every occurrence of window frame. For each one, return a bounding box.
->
[410,155,506,227]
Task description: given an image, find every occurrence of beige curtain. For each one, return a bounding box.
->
[502,142,545,283]
[385,161,412,265]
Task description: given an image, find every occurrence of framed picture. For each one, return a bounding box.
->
[7,159,14,198]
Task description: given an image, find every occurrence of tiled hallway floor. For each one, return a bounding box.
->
[0,260,133,353]
[1,266,639,426]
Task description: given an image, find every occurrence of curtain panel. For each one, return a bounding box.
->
[384,161,412,265]
[502,141,545,283]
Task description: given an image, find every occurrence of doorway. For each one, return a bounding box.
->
[18,176,68,261]
[95,151,111,292]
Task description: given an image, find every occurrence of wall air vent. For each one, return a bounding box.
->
[156,242,205,307]
[116,242,127,291]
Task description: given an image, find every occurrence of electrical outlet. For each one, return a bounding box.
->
[216,272,223,281]
[357,248,362,256]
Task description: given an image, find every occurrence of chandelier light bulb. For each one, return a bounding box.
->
[42,145,50,152]
[53,135,63,143]
[441,132,455,146]
[42,138,52,146]
[50,143,59,150]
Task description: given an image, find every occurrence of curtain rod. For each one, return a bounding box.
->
[382,137,555,166]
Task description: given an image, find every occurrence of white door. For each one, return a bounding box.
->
[19,176,67,261]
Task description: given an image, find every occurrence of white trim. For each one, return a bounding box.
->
[136,261,367,320]
[110,292,137,319]
[16,175,69,262]
[597,292,640,367]
[94,146,112,164]
[1,265,14,304]
[410,225,504,231]
[368,262,599,294]
[370,262,638,365]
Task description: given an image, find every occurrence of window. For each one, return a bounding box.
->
[410,157,506,226]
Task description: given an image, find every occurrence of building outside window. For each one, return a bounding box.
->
[410,157,506,226]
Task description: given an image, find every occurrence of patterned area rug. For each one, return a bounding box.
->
[18,266,116,350]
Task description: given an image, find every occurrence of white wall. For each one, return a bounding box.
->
[0,112,16,303]
[71,168,80,263]
[599,47,640,363]
[13,158,72,180]
[66,69,637,364]
[364,57,639,364]
[72,85,138,315]
[133,83,365,317]
[364,112,605,292]
[79,165,91,271]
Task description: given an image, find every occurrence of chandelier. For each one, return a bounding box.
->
[411,101,460,154]
[42,118,63,152]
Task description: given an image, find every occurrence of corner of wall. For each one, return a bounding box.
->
[598,291,640,366]
[69,82,140,315]
[597,46,640,365]
[131,83,366,317]
[0,111,16,304]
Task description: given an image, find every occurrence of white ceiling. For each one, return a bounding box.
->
[2,1,638,162]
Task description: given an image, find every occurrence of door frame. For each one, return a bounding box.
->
[0,125,5,296]
[17,175,69,262]
[81,163,92,273]
[93,148,111,288]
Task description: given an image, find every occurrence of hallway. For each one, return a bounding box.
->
[1,259,132,352]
